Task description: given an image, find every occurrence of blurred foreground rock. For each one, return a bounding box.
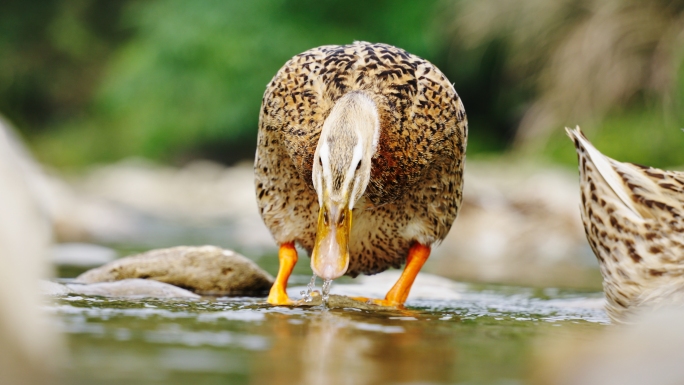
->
[77,246,274,296]
[0,118,61,385]
[533,308,684,385]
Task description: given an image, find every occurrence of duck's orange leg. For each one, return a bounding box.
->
[267,242,298,305]
[354,242,431,307]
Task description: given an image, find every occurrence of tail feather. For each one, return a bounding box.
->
[565,126,644,220]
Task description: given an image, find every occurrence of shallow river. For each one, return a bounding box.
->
[50,266,608,385]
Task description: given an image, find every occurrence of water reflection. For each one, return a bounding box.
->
[253,308,457,385]
[302,311,376,385]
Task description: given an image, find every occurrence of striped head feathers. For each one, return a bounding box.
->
[312,91,379,211]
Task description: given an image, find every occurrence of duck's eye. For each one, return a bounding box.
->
[323,210,329,226]
[355,161,361,171]
[319,157,323,167]
[338,211,346,225]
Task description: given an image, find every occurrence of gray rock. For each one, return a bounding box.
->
[39,281,72,296]
[41,278,199,299]
[66,279,200,299]
[76,245,274,296]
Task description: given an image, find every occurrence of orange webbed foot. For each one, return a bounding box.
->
[352,243,431,309]
[267,286,295,306]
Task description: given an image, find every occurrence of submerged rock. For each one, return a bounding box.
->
[76,245,274,296]
[66,279,200,299]
[295,293,395,311]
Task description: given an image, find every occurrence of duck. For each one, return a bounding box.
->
[566,127,684,322]
[255,42,467,306]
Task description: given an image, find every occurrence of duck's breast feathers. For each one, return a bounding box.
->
[259,42,467,202]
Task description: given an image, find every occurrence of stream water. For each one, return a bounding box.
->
[50,267,608,385]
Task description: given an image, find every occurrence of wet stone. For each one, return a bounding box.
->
[66,279,200,299]
[76,245,274,296]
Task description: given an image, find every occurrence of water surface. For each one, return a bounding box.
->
[50,272,608,385]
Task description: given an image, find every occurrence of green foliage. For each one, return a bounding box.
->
[32,0,442,167]
[0,0,126,133]
[438,39,533,154]
[4,0,684,169]
[544,106,684,169]
[543,51,684,169]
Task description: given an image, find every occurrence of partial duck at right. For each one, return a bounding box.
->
[566,127,684,323]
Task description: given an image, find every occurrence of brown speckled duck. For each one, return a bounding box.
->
[567,127,684,322]
[255,42,467,306]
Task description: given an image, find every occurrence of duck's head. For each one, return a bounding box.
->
[311,91,380,280]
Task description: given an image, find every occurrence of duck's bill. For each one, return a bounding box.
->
[311,202,352,280]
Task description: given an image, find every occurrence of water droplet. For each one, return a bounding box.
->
[322,279,333,302]
[300,275,317,303]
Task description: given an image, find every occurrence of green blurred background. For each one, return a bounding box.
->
[2,0,684,170]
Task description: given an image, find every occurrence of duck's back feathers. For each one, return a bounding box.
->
[567,127,684,322]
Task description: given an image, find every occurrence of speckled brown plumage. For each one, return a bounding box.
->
[567,127,684,322]
[255,42,467,277]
